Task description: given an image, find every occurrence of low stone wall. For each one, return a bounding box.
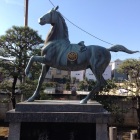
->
[96,95,138,127]
[25,93,139,127]
[118,100,137,126]
[0,103,12,120]
[0,92,138,126]
[0,93,21,120]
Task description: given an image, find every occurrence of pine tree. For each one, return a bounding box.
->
[118,59,140,138]
[0,26,44,108]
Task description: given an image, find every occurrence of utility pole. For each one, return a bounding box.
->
[24,0,29,26]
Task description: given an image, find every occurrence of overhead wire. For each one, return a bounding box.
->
[48,0,114,46]
[49,0,55,7]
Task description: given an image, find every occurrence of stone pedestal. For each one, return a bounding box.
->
[6,100,110,140]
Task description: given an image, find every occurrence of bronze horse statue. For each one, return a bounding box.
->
[25,6,138,104]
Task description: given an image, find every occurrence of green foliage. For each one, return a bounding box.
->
[64,77,70,83]
[118,59,140,74]
[78,80,96,91]
[91,80,125,125]
[43,82,56,88]
[118,59,140,96]
[102,79,117,93]
[40,93,53,100]
[0,26,44,82]
[0,26,44,107]
[0,98,10,103]
[71,77,76,84]
[111,59,140,136]
[19,80,37,99]
[95,95,126,125]
[78,81,85,90]
[65,82,70,90]
[19,79,52,100]
[0,80,12,93]
[87,80,96,91]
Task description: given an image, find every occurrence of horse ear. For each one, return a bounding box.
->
[54,6,59,11]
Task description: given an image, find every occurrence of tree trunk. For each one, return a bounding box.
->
[11,76,18,109]
[136,96,140,139]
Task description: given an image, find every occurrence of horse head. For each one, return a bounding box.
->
[38,6,59,25]
[39,6,69,43]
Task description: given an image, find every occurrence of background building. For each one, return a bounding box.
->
[111,59,128,81]
[44,59,127,82]
[45,68,70,83]
[71,70,85,82]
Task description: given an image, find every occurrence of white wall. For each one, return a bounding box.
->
[85,68,96,81]
[85,65,111,81]
[112,59,122,70]
[45,70,52,79]
[71,70,85,81]
[102,65,111,80]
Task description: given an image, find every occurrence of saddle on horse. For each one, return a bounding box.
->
[78,41,87,52]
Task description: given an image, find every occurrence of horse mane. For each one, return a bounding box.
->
[45,11,69,44]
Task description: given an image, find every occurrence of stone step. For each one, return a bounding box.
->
[15,100,107,113]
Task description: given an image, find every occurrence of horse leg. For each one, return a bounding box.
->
[27,64,50,102]
[80,65,107,104]
[25,56,46,78]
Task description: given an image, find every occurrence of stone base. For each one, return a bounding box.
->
[6,100,110,140]
[20,122,96,140]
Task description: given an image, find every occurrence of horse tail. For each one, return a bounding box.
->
[107,45,139,54]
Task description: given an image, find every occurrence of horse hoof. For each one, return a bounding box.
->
[27,97,34,102]
[80,99,87,104]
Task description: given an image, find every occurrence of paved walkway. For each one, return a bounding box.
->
[117,127,137,140]
[0,126,137,140]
